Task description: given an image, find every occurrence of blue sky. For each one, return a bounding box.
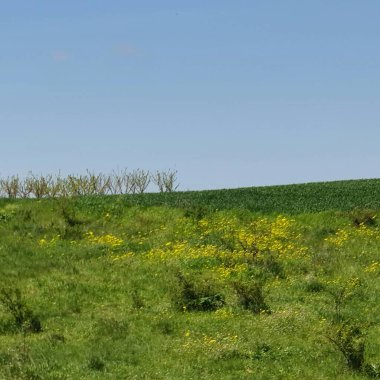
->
[1,1,379,190]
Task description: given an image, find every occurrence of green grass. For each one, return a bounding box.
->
[120,178,380,213]
[0,179,379,379]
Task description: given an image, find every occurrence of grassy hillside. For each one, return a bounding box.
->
[0,179,379,379]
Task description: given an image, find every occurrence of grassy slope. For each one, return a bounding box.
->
[0,179,379,379]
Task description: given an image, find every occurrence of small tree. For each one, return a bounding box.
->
[0,176,20,198]
[152,169,179,192]
[130,169,150,194]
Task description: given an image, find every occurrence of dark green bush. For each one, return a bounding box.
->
[327,322,365,371]
[88,355,105,371]
[175,272,225,312]
[0,288,42,333]
[233,281,271,314]
[304,275,325,292]
[349,209,377,228]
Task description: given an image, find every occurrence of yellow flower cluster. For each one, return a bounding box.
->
[182,330,239,356]
[214,307,235,319]
[102,215,308,286]
[110,252,134,262]
[324,276,361,299]
[85,231,124,248]
[324,224,380,247]
[324,229,350,246]
[213,263,249,280]
[38,235,60,247]
[364,261,380,274]
[199,215,307,257]
[145,242,231,262]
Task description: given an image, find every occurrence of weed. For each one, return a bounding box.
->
[0,288,42,333]
[96,318,129,338]
[88,355,106,371]
[60,202,82,227]
[364,363,380,378]
[49,333,66,344]
[233,281,271,314]
[304,275,325,292]
[256,253,285,279]
[57,198,84,239]
[325,277,361,322]
[0,211,13,223]
[183,204,210,220]
[349,209,377,228]
[20,209,33,222]
[327,321,366,371]
[131,288,145,310]
[252,343,272,360]
[155,319,177,335]
[175,272,225,312]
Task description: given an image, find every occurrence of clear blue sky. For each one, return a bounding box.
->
[1,1,379,190]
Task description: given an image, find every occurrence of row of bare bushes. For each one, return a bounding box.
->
[0,169,179,199]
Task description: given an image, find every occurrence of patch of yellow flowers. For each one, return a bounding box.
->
[198,215,307,257]
[145,242,230,262]
[182,330,239,356]
[136,215,308,281]
[324,224,380,247]
[85,231,124,248]
[364,261,380,274]
[38,235,60,247]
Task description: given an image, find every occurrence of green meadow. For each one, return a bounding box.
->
[0,179,380,379]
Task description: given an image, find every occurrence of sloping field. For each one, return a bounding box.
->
[121,178,380,213]
[0,179,379,379]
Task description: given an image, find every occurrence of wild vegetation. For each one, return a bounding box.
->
[0,169,179,198]
[0,178,379,379]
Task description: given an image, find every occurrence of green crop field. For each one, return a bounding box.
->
[118,178,380,213]
[0,179,379,379]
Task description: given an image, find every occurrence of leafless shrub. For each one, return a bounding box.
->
[0,176,20,198]
[95,173,111,195]
[151,169,179,192]
[29,174,51,199]
[0,168,179,198]
[107,170,126,195]
[19,177,34,198]
[122,170,134,194]
[49,175,66,198]
[83,171,109,195]
[66,175,88,196]
[130,169,150,194]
